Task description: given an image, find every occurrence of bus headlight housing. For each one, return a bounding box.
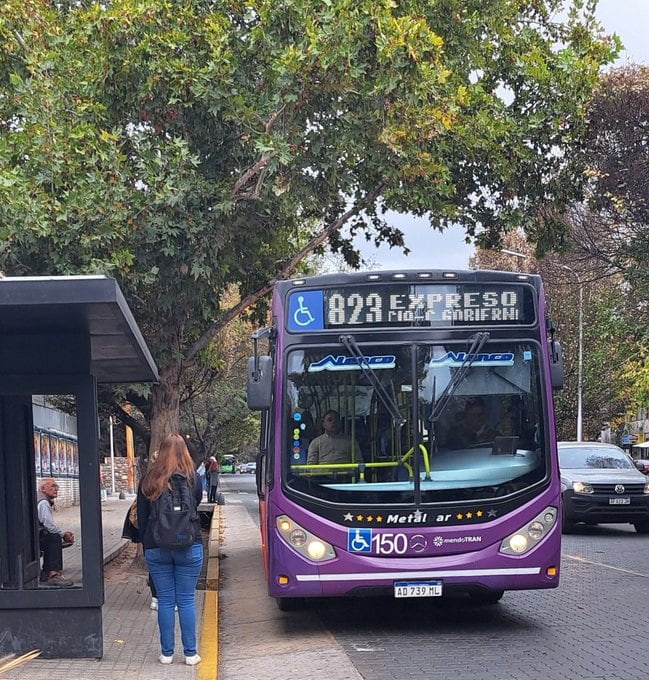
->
[500,507,557,556]
[276,515,336,562]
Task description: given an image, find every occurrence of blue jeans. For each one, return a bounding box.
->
[145,543,203,657]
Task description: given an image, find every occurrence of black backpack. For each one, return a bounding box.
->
[150,473,198,549]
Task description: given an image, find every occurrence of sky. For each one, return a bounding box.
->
[352,0,649,271]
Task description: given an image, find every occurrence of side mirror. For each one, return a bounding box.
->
[550,340,564,390]
[247,355,273,410]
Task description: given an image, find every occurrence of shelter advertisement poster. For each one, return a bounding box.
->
[40,433,51,476]
[34,431,41,475]
[50,435,60,475]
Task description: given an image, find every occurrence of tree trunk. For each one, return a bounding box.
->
[148,360,182,455]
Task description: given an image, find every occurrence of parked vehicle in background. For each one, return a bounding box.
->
[558,441,649,534]
[242,462,256,474]
[220,454,236,474]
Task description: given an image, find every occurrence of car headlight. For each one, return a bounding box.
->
[500,507,558,555]
[276,515,336,562]
[644,482,649,495]
[572,481,594,494]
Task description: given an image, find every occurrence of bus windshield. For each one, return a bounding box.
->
[284,340,546,504]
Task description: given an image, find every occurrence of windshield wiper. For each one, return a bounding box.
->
[339,335,405,428]
[429,332,490,424]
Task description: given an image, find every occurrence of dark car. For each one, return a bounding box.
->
[558,441,649,534]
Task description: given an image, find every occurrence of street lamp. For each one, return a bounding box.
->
[497,249,528,269]
[562,265,583,442]
[499,248,527,260]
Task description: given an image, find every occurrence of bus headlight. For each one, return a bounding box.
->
[307,541,328,560]
[500,507,557,556]
[276,515,336,562]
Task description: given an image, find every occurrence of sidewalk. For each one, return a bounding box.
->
[2,478,362,680]
[2,493,217,680]
[216,480,362,680]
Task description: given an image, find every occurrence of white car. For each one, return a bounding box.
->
[559,441,649,533]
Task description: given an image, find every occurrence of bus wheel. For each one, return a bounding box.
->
[276,597,302,611]
[633,521,649,534]
[469,589,504,605]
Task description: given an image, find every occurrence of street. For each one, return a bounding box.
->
[220,474,649,680]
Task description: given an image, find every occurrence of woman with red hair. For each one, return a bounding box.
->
[137,434,203,666]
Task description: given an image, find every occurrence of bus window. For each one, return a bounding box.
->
[284,341,545,504]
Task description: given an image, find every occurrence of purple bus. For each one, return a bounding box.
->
[247,269,565,610]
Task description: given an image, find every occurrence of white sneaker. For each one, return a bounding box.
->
[185,654,201,666]
[159,654,173,664]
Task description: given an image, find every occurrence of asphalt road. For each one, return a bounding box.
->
[221,474,649,680]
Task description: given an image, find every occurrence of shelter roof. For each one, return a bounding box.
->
[0,275,158,384]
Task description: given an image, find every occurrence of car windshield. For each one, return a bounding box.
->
[283,341,547,503]
[559,446,634,470]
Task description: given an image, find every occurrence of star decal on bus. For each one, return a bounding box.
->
[343,513,385,524]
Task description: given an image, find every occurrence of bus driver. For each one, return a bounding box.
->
[307,410,362,465]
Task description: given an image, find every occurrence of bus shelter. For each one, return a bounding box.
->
[0,275,158,658]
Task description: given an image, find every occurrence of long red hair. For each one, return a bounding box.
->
[141,433,196,500]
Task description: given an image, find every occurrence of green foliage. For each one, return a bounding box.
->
[0,0,618,441]
[560,65,649,434]
[550,280,637,440]
[184,380,259,458]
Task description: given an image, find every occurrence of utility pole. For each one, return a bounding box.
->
[562,265,583,442]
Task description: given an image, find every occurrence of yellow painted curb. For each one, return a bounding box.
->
[199,505,221,680]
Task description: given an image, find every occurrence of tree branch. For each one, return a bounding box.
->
[111,401,150,449]
[232,152,272,198]
[231,105,287,199]
[185,182,385,362]
[12,30,28,53]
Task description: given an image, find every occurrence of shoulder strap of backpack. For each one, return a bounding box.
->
[170,472,198,518]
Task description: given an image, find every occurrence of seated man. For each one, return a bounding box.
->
[307,410,362,465]
[451,397,501,449]
[37,478,75,587]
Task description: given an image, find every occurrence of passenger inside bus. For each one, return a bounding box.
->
[307,410,362,465]
[447,397,501,449]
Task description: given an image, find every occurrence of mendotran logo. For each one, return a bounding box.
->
[432,352,515,367]
[308,355,397,372]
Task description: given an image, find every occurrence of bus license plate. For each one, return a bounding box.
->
[609,497,630,505]
[394,581,442,598]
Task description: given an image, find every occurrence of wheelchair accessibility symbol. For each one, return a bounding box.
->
[348,528,372,553]
[287,290,324,332]
[294,296,315,326]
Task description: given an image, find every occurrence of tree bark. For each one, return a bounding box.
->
[148,360,182,454]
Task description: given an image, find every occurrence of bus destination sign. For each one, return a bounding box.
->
[286,284,535,332]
